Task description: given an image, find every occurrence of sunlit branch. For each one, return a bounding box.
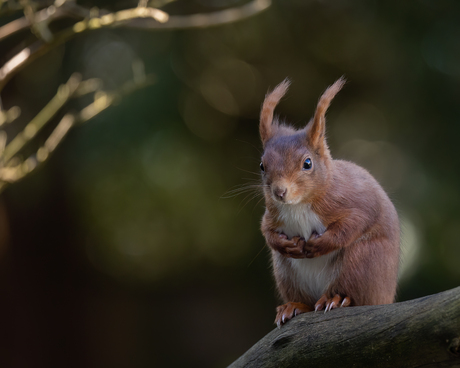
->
[0,0,271,190]
[0,0,270,90]
[0,69,156,192]
[0,2,168,41]
[1,73,81,163]
[0,5,168,90]
[19,0,53,41]
[0,0,54,15]
[126,0,271,29]
[0,106,21,126]
[0,0,271,41]
[0,1,97,41]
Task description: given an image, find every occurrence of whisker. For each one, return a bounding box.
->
[220,165,269,210]
[238,191,264,214]
[235,139,262,155]
[241,178,262,182]
[234,166,262,176]
[221,181,266,194]
[221,184,263,199]
[247,245,266,267]
[231,180,262,186]
[239,190,261,206]
[235,191,264,210]
[252,195,266,213]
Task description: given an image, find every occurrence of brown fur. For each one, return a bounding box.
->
[259,78,400,325]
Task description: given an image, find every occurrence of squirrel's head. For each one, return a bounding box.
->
[259,78,345,205]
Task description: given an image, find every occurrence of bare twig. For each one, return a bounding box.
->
[0,0,271,190]
[0,106,21,126]
[0,0,270,90]
[0,68,156,191]
[0,0,271,40]
[0,0,54,12]
[0,5,169,90]
[0,2,90,41]
[126,0,271,29]
[1,73,81,163]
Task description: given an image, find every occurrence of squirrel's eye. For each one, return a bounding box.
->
[260,162,265,172]
[303,158,312,170]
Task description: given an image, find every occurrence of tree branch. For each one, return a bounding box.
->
[0,1,91,41]
[229,287,460,368]
[0,0,271,42]
[125,0,271,30]
[0,0,271,190]
[0,68,155,191]
[0,0,271,90]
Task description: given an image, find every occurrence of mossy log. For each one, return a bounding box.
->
[229,287,460,368]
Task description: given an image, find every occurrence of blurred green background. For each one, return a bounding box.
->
[1,0,460,367]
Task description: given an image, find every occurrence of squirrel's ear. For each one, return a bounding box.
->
[260,79,290,146]
[307,77,345,150]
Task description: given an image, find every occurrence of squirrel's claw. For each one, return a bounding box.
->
[341,296,351,307]
[315,294,350,314]
[275,302,312,327]
[314,294,328,312]
[275,235,307,259]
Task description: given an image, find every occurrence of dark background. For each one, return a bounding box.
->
[1,0,460,367]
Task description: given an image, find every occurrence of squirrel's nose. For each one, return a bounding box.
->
[274,187,287,201]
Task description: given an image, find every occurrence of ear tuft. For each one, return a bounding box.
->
[308,77,345,149]
[260,78,290,146]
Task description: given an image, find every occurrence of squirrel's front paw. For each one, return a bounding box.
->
[275,234,306,259]
[304,232,331,258]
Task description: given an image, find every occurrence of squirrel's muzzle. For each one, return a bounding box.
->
[273,186,287,202]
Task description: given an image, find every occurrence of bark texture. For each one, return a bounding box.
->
[229,287,460,368]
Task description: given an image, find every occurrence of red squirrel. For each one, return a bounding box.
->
[258,78,400,327]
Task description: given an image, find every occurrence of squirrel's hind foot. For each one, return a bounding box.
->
[314,294,351,313]
[275,302,312,328]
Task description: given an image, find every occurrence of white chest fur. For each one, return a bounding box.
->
[275,203,336,300]
[276,202,326,239]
